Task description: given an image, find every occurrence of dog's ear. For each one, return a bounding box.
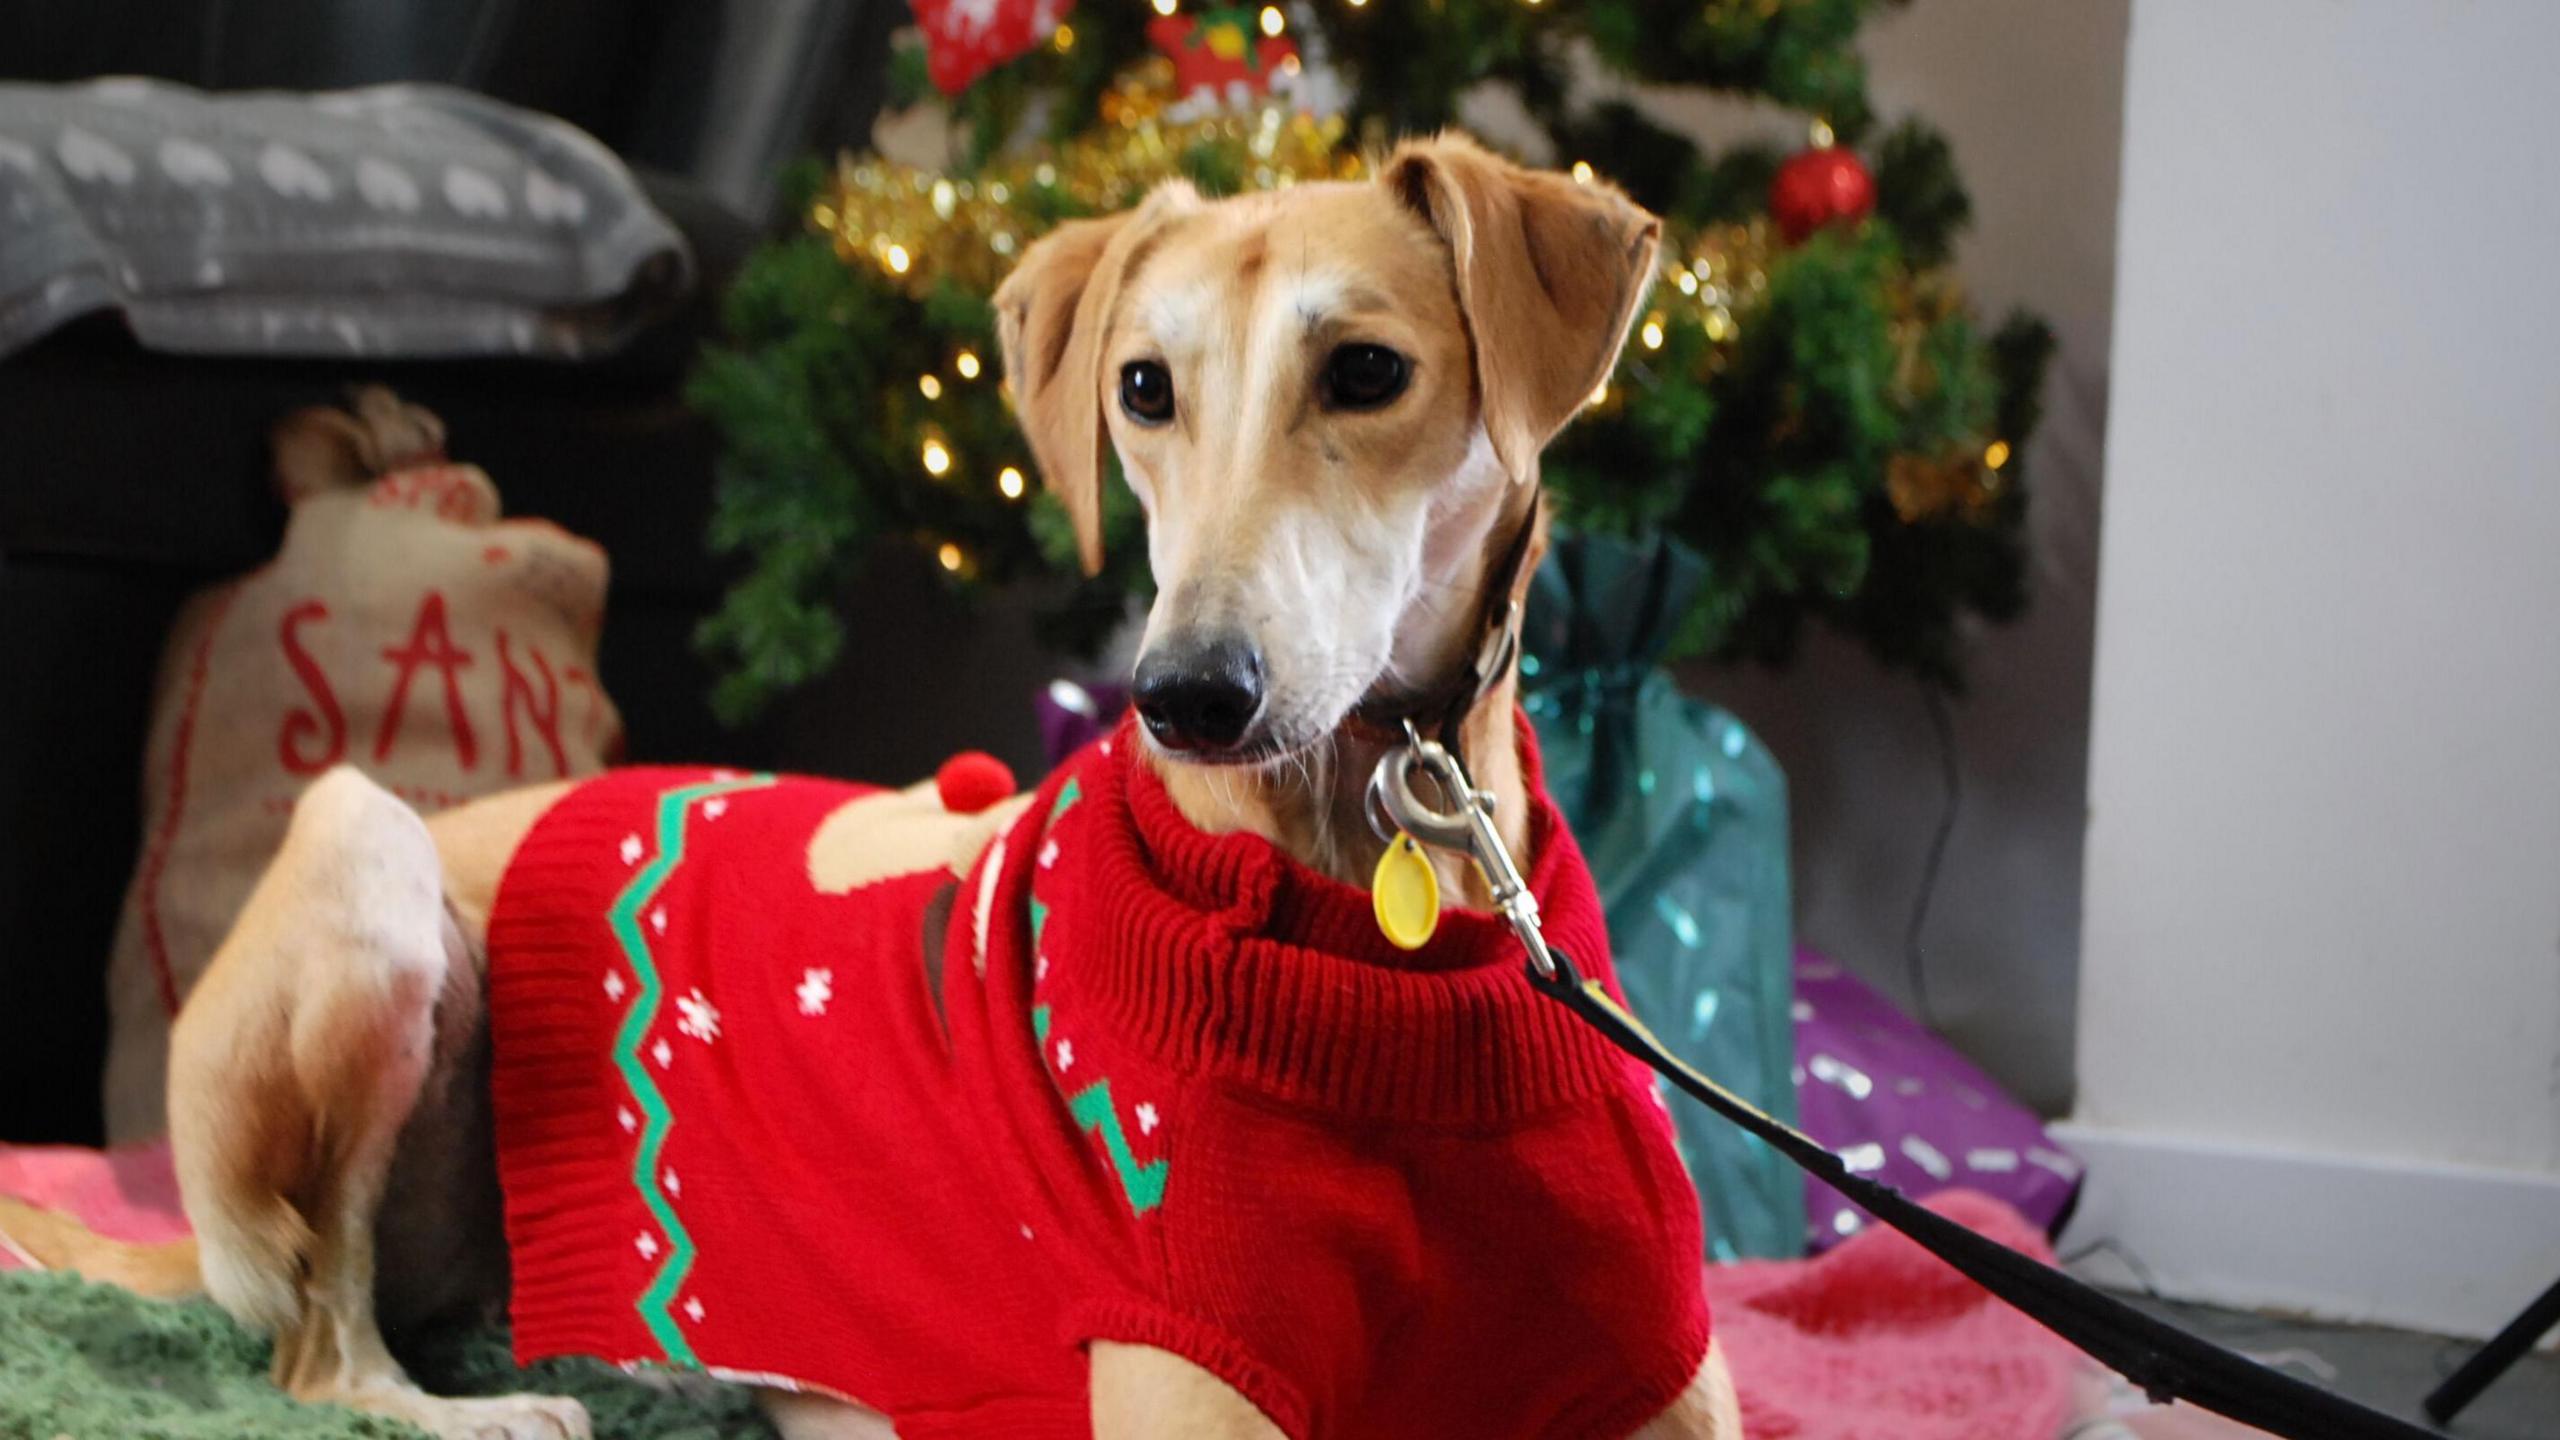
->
[996,183,1196,575]
[1383,133,1662,486]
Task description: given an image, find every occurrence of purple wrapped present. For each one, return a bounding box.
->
[1794,946,2083,1253]
[1037,678,1130,767]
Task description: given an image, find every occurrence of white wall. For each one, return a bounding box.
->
[1651,2,2130,1115]
[2065,0,2560,1338]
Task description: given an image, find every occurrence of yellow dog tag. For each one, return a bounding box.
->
[1372,831,1441,950]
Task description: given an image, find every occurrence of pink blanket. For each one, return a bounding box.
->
[2,1144,2259,1439]
[1716,1188,2074,1438]
[0,1139,189,1265]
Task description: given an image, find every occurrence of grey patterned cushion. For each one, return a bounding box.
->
[0,78,693,360]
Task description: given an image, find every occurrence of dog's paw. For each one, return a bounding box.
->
[373,1391,593,1440]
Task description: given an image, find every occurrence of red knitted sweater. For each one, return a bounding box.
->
[485,720,1709,1438]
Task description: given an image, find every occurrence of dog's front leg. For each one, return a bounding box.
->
[1089,1341,1285,1440]
[759,1389,899,1439]
[1633,1340,1744,1439]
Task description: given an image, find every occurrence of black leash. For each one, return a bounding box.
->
[1528,948,2436,1440]
[1365,726,2439,1440]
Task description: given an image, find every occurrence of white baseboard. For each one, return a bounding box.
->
[2049,1121,2560,1344]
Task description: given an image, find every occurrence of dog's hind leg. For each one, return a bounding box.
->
[170,768,587,1440]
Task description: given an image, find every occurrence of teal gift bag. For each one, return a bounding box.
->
[1523,534,1804,1261]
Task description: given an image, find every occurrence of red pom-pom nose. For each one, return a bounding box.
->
[935,751,1017,814]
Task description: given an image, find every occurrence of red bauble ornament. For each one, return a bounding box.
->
[1769,145,1876,245]
[935,751,1018,814]
[914,0,1073,96]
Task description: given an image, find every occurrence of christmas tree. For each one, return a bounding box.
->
[689,0,2053,724]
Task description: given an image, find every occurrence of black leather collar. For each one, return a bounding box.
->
[1348,489,1541,756]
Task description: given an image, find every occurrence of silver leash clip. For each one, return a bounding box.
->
[1366,720,1562,980]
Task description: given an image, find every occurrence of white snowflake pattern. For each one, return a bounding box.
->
[650,906,668,935]
[1038,836,1060,869]
[796,967,834,1016]
[635,1231,660,1260]
[652,1037,674,1069]
[683,1296,706,1323]
[1054,1038,1075,1072]
[617,1105,637,1134]
[1134,1102,1159,1135]
[663,1167,682,1196]
[1034,953,1050,983]
[676,989,722,1043]
[619,832,643,865]
[1018,1223,1035,1241]
[603,970,626,1002]
[703,797,729,821]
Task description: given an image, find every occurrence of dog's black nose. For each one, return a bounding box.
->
[1133,634,1265,754]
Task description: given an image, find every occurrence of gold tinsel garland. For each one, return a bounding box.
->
[817,101,1361,299]
[811,99,1770,375]
[807,84,2002,519]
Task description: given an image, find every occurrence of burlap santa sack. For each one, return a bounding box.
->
[102,387,623,1139]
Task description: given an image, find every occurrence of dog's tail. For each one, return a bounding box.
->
[0,1194,204,1299]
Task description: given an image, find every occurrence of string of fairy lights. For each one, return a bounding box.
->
[811,0,2009,574]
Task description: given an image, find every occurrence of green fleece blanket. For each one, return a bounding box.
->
[0,1271,776,1440]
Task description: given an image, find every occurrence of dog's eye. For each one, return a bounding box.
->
[1119,360,1175,425]
[1323,343,1410,411]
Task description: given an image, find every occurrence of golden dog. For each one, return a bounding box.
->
[12,133,1738,1440]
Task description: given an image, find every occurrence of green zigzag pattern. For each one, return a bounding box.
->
[1029,777,1077,948]
[1030,775,1164,1213]
[608,772,776,1367]
[1070,1077,1168,1214]
[1031,1005,1167,1214]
